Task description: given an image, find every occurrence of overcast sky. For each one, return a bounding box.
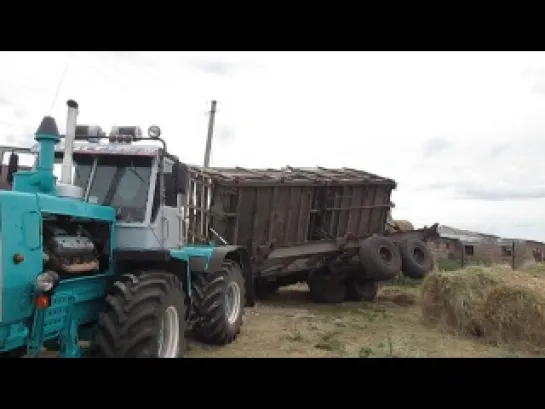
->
[0,51,544,241]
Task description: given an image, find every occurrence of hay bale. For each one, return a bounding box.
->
[420,266,513,335]
[420,273,443,321]
[481,277,545,349]
[393,220,414,232]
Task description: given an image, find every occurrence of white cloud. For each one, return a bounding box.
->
[1,51,544,241]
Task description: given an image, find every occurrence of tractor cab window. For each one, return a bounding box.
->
[163,158,177,207]
[53,153,94,189]
[87,155,153,223]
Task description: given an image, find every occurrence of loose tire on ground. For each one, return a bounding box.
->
[345,278,379,301]
[192,259,246,345]
[307,267,346,304]
[93,271,186,358]
[358,236,402,281]
[398,238,434,279]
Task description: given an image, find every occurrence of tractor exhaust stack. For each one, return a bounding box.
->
[56,99,84,200]
[60,99,79,185]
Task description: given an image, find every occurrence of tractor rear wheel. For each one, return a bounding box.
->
[192,259,246,345]
[93,271,186,358]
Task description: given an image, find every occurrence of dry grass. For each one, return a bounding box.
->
[186,278,532,358]
[520,262,545,278]
[420,263,545,353]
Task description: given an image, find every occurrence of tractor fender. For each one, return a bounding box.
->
[207,246,255,307]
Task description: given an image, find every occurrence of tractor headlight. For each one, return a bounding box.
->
[35,271,60,293]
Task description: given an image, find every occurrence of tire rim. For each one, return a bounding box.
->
[157,305,180,358]
[225,281,241,325]
[378,246,393,262]
[413,247,425,264]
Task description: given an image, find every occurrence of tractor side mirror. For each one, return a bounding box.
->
[7,152,19,184]
[175,162,188,195]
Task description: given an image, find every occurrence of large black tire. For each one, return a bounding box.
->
[0,347,25,358]
[358,236,402,281]
[345,278,379,302]
[93,271,186,358]
[192,259,246,345]
[398,238,434,279]
[307,267,346,304]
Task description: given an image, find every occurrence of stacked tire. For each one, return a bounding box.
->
[397,238,434,279]
[306,235,435,305]
[358,235,434,281]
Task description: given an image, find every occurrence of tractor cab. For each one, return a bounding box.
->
[17,124,188,249]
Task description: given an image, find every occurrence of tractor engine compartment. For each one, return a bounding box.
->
[42,215,110,277]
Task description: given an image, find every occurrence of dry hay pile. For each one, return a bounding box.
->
[420,263,545,351]
[481,277,545,349]
[420,266,512,335]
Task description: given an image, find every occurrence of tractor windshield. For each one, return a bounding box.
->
[87,155,153,223]
[53,153,154,223]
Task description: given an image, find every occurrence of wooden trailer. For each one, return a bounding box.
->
[185,165,438,303]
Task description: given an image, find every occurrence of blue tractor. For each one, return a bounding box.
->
[0,100,254,358]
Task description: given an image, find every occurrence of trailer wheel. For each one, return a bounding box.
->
[255,280,280,299]
[307,267,346,304]
[345,278,379,302]
[398,238,434,279]
[358,236,402,281]
[93,271,186,358]
[192,259,246,345]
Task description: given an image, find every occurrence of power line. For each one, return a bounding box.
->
[67,52,137,95]
[48,57,71,114]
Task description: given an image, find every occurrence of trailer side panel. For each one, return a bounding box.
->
[187,166,396,258]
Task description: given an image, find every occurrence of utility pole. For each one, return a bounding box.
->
[203,100,217,168]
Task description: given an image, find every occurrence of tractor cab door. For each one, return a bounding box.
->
[0,146,34,190]
[151,156,188,248]
[159,157,183,247]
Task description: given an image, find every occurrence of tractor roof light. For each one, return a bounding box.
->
[75,125,105,142]
[110,126,143,139]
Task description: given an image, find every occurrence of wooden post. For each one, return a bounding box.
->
[511,241,516,270]
[203,100,217,169]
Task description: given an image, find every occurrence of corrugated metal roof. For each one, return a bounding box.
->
[438,225,501,244]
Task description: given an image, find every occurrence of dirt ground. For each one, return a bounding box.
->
[187,278,534,358]
[35,277,533,358]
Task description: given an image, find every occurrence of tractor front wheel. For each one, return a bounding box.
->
[93,271,186,358]
[192,259,246,345]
